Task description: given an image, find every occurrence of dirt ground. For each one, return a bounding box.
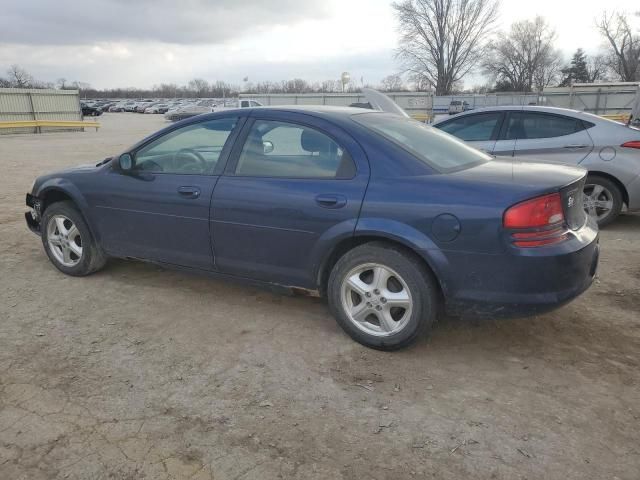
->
[1,113,639,480]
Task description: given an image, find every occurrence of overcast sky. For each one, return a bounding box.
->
[0,0,637,89]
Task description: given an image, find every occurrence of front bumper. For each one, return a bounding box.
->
[25,193,42,235]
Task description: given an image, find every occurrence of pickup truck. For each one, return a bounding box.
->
[164,99,263,121]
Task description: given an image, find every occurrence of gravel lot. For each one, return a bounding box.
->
[1,113,639,480]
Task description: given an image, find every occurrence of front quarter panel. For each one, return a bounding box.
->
[33,167,107,242]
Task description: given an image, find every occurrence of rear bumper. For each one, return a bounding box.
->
[626,173,640,211]
[441,225,600,318]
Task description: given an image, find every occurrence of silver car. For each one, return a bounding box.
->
[433,106,640,226]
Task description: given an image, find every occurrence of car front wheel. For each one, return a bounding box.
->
[328,242,438,350]
[41,201,107,276]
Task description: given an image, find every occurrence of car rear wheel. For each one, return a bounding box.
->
[41,201,107,276]
[328,242,438,350]
[583,175,623,228]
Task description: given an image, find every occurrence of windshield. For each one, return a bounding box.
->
[353,113,491,173]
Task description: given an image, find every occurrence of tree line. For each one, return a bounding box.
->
[0,67,409,98]
[1,2,638,96]
[393,0,640,94]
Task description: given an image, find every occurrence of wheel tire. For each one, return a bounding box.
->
[41,201,107,276]
[584,175,623,228]
[328,242,438,351]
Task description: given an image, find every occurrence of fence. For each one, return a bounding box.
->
[0,88,82,134]
[239,92,433,120]
[241,83,640,122]
[543,83,640,116]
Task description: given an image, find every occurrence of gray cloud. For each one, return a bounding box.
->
[0,0,328,45]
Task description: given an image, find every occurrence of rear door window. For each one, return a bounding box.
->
[234,120,356,179]
[354,113,491,173]
[506,112,586,140]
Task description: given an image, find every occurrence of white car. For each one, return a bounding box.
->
[448,100,471,115]
[144,104,169,114]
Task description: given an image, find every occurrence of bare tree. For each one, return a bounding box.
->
[484,16,562,92]
[596,11,640,82]
[534,50,562,91]
[587,54,608,82]
[6,64,34,88]
[56,78,68,89]
[380,74,405,91]
[320,79,339,92]
[393,0,499,95]
[188,78,210,97]
[408,72,433,91]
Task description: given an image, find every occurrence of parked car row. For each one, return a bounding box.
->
[80,98,266,118]
[108,99,182,114]
[163,98,263,121]
[79,98,225,116]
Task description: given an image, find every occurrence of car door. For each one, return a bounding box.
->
[90,116,243,269]
[508,111,594,164]
[210,112,370,288]
[435,112,506,154]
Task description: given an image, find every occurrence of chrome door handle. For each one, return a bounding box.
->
[564,144,588,149]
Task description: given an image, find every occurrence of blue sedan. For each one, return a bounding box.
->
[25,104,599,350]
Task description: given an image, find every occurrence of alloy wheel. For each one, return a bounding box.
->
[340,263,413,337]
[583,183,614,222]
[47,215,83,267]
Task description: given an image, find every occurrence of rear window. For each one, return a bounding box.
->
[353,113,491,173]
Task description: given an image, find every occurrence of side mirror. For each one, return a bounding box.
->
[118,153,134,172]
[263,141,274,154]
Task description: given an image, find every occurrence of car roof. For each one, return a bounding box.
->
[433,105,595,122]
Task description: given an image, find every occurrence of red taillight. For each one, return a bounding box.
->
[621,141,640,150]
[504,193,564,229]
[504,193,568,248]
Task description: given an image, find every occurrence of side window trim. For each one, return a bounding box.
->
[491,112,506,141]
[224,118,255,175]
[130,115,246,176]
[497,111,517,140]
[224,116,357,179]
[212,116,247,175]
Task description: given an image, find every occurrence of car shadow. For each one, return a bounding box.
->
[98,254,637,373]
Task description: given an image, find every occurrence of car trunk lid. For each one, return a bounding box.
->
[450,158,588,230]
[559,178,587,230]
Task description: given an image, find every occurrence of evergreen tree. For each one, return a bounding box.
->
[560,49,590,86]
